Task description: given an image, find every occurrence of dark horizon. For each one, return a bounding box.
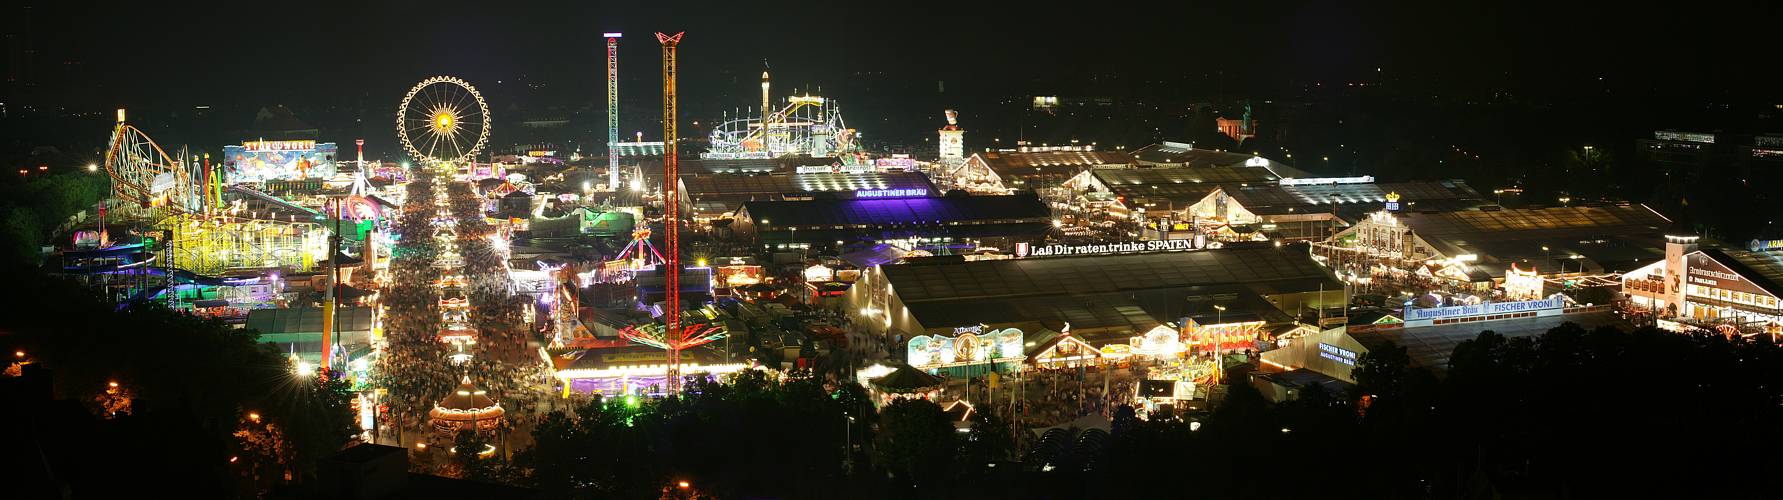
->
[10,0,1780,111]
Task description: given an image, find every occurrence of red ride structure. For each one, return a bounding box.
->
[657,31,686,394]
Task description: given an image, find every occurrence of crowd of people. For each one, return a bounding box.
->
[963,366,1138,431]
[373,168,557,447]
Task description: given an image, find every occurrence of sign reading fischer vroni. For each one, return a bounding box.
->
[1404,296,1566,323]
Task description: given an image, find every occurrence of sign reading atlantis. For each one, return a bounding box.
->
[1404,295,1566,322]
[1016,239,1202,258]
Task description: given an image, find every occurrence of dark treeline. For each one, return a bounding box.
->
[471,322,1783,499]
[1,267,356,498]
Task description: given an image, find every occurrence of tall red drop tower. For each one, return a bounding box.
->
[657,31,685,393]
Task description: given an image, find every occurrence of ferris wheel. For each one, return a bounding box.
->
[397,76,490,164]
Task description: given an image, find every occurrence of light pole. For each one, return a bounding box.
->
[843,413,855,473]
[1211,304,1227,384]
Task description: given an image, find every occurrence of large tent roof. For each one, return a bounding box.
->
[870,364,944,392]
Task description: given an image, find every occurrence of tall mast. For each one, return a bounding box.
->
[605,33,623,193]
[656,31,685,394]
[760,70,771,150]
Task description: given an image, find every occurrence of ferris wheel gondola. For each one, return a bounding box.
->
[397,76,491,165]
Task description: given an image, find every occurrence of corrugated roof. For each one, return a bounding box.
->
[882,246,1333,303]
[738,194,1049,228]
[1700,248,1783,297]
[1091,167,1280,206]
[1223,180,1484,215]
[245,307,375,334]
[1130,143,1258,166]
[1128,143,1313,178]
[681,171,934,199]
[882,247,1339,332]
[976,150,1133,175]
[1400,204,1672,247]
[1380,204,1674,275]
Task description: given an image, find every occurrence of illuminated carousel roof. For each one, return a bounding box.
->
[430,375,504,426]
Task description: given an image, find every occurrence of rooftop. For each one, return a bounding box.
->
[1697,248,1783,297]
[737,193,1050,229]
[680,171,934,200]
[1130,141,1311,177]
[974,150,1134,176]
[1352,311,1632,370]
[1089,167,1283,206]
[1226,180,1482,213]
[880,246,1339,333]
[245,306,375,334]
[1391,204,1675,274]
[883,245,1332,303]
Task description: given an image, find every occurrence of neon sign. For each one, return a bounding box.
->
[1279,176,1375,186]
[1016,239,1201,258]
[1318,343,1357,366]
[854,188,928,198]
[1403,296,1565,322]
[243,140,317,152]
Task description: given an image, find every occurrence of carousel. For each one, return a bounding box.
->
[866,364,945,407]
[429,375,506,436]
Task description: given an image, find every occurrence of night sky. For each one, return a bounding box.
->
[7,0,1779,152]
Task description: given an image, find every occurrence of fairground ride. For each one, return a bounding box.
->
[82,112,330,285]
[397,76,491,166]
[704,92,859,160]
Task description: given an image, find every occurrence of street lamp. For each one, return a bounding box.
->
[843,414,856,472]
[1211,304,1228,383]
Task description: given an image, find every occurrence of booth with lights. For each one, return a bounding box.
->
[552,345,749,397]
[906,326,1027,378]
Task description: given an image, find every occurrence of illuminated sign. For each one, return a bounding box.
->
[225,141,338,183]
[1279,176,1375,186]
[1403,296,1565,322]
[243,140,317,152]
[854,188,929,198]
[603,32,623,38]
[1687,265,1741,287]
[796,164,875,174]
[1684,253,1772,297]
[1016,239,1200,258]
[1750,239,1783,252]
[908,328,1024,369]
[1384,191,1401,211]
[1655,131,1715,144]
[1318,343,1357,366]
[874,158,919,169]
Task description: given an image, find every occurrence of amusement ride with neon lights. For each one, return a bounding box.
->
[397,76,491,165]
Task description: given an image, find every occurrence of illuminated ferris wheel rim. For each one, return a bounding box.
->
[397,76,491,165]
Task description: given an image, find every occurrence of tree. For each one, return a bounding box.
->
[958,408,1013,469]
[874,398,956,489]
